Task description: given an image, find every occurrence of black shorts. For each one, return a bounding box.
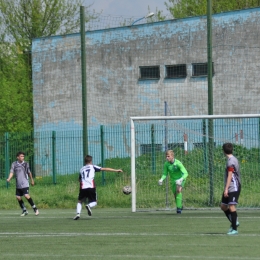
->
[16,187,29,197]
[221,188,241,205]
[78,188,97,203]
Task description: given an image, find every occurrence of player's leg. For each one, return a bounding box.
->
[221,191,240,235]
[74,189,86,220]
[175,179,186,213]
[229,204,238,229]
[221,203,239,233]
[176,186,183,213]
[74,201,82,219]
[221,194,234,231]
[171,184,181,213]
[24,189,39,216]
[16,189,28,216]
[227,190,240,234]
[220,194,231,222]
[85,188,97,216]
[74,200,83,220]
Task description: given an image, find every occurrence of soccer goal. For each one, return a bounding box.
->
[130,114,260,212]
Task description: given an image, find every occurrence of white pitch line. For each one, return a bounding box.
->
[1,254,260,259]
[1,214,260,219]
[1,232,260,237]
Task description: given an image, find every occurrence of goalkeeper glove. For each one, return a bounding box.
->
[175,178,184,186]
[158,179,163,186]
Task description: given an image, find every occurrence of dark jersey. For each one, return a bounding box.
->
[225,155,241,192]
[10,161,30,189]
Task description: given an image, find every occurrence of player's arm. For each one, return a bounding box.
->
[101,167,123,173]
[175,162,188,185]
[6,172,13,182]
[224,170,233,197]
[7,163,15,182]
[158,163,168,185]
[28,171,35,186]
[179,162,188,179]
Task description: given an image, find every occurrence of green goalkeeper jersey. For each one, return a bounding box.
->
[161,159,188,182]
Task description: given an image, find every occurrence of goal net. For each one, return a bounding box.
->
[130,114,260,212]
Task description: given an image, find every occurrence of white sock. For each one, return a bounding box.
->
[88,202,97,208]
[76,203,82,214]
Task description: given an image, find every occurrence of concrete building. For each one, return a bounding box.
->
[32,8,260,175]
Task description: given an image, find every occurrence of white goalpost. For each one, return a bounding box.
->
[130,114,260,212]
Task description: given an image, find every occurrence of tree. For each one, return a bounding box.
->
[163,0,260,19]
[0,43,32,133]
[0,0,99,134]
[0,0,98,51]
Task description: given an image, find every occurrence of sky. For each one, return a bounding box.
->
[83,0,169,18]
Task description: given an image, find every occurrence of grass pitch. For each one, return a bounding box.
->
[1,208,260,260]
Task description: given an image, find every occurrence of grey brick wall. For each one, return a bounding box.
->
[32,7,260,132]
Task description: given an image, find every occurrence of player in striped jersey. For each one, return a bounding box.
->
[73,155,123,220]
[6,151,39,216]
[221,143,241,235]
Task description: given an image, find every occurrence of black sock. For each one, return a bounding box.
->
[230,211,238,230]
[224,209,232,223]
[18,200,26,210]
[27,197,36,208]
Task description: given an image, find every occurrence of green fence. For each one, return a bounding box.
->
[0,132,35,186]
[2,118,260,209]
[0,125,131,187]
[1,117,260,209]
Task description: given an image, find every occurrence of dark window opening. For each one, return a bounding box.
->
[192,62,214,77]
[165,64,187,78]
[139,66,160,80]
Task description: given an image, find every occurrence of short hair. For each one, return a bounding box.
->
[16,151,25,157]
[84,155,92,164]
[166,150,174,156]
[222,143,233,154]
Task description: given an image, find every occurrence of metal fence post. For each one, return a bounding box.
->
[151,124,156,174]
[100,125,105,185]
[52,131,56,184]
[5,132,9,188]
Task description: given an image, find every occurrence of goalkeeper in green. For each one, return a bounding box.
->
[158,150,188,214]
